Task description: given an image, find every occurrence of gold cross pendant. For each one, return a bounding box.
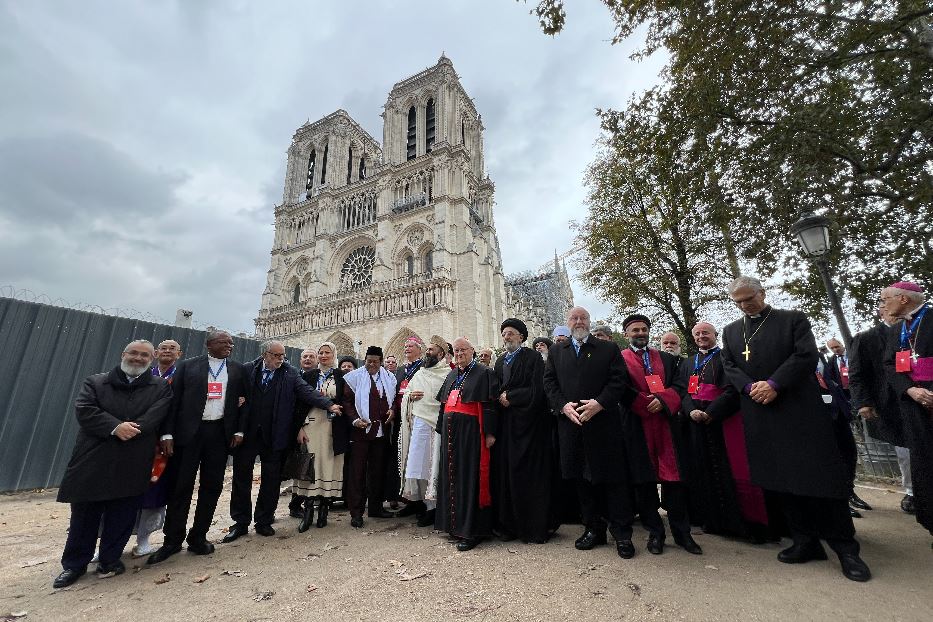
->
[743,345,751,361]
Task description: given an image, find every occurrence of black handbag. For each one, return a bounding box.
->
[282,444,316,482]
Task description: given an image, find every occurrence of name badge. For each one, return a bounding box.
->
[646,374,665,393]
[840,366,849,378]
[207,382,223,399]
[398,379,410,395]
[896,350,912,373]
[445,389,461,408]
[687,375,700,394]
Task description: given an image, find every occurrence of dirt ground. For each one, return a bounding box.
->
[1,478,931,622]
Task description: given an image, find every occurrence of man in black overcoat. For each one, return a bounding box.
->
[850,304,912,512]
[55,340,171,588]
[882,281,933,543]
[148,330,249,565]
[721,276,870,582]
[493,318,556,543]
[543,306,639,559]
[224,340,340,541]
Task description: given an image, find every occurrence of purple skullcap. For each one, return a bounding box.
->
[888,281,924,293]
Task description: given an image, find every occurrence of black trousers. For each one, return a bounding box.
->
[348,437,387,518]
[575,478,634,541]
[162,420,228,547]
[230,428,283,528]
[774,491,859,556]
[635,482,691,540]
[61,495,141,570]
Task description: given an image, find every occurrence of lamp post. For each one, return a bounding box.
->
[789,211,853,348]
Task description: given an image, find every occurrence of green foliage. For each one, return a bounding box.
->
[531,0,933,323]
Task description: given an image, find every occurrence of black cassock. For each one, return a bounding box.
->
[678,351,748,537]
[885,304,933,536]
[435,363,499,540]
[493,346,556,543]
[721,307,851,500]
[849,323,905,447]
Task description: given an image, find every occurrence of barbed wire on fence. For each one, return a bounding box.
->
[0,285,256,338]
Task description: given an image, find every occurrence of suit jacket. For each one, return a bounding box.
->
[161,354,248,447]
[543,336,635,483]
[244,360,333,451]
[824,353,850,393]
[848,324,904,446]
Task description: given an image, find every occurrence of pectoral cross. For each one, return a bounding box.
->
[912,350,920,362]
[743,345,751,361]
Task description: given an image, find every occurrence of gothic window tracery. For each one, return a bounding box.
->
[305,150,316,193]
[426,98,435,153]
[406,107,417,160]
[339,191,377,231]
[405,254,414,276]
[292,282,301,304]
[359,156,366,180]
[423,247,433,273]
[320,140,329,184]
[340,246,376,290]
[346,145,353,185]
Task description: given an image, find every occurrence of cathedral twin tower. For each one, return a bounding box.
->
[255,55,573,358]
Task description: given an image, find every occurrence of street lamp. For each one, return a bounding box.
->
[790,211,853,347]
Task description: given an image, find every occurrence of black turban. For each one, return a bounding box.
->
[622,314,652,331]
[500,318,528,341]
[338,356,358,369]
[365,345,384,359]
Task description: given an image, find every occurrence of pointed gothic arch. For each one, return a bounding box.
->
[325,330,355,358]
[384,327,422,361]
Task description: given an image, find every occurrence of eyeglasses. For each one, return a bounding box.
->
[266,352,286,359]
[452,348,472,354]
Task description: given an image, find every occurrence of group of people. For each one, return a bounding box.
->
[52,274,932,589]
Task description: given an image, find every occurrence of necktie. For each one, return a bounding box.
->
[574,339,584,357]
[262,369,273,386]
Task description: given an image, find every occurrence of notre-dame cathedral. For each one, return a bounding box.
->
[254,55,573,358]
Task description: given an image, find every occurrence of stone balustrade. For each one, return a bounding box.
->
[255,272,454,338]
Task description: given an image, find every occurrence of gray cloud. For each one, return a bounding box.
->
[0,0,664,332]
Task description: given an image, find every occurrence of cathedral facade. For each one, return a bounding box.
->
[254,56,573,358]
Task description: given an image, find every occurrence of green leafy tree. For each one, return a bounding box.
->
[526,0,933,321]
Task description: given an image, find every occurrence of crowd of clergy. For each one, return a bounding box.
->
[50,275,933,589]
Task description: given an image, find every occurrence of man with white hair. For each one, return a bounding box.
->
[659,332,683,356]
[882,280,933,544]
[436,337,500,550]
[54,340,172,588]
[544,306,639,559]
[721,276,869,582]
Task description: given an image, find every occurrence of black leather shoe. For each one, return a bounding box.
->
[850,507,862,518]
[316,499,330,528]
[221,524,249,544]
[778,541,828,564]
[456,538,480,551]
[674,534,703,555]
[255,524,275,537]
[397,500,426,517]
[849,492,872,511]
[351,516,364,528]
[53,568,85,588]
[187,540,215,555]
[368,510,395,519]
[574,530,608,550]
[616,539,635,559]
[96,560,125,578]
[901,494,916,514]
[416,509,435,528]
[288,494,304,518]
[298,499,314,533]
[839,554,871,582]
[146,543,183,565]
[647,535,665,555]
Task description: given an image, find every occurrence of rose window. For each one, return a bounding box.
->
[340,246,376,290]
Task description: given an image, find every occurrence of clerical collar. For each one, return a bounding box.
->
[747,305,772,320]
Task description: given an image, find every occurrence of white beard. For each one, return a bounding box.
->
[121,361,150,377]
[571,327,589,341]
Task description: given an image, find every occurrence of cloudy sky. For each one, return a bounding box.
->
[0,0,665,335]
